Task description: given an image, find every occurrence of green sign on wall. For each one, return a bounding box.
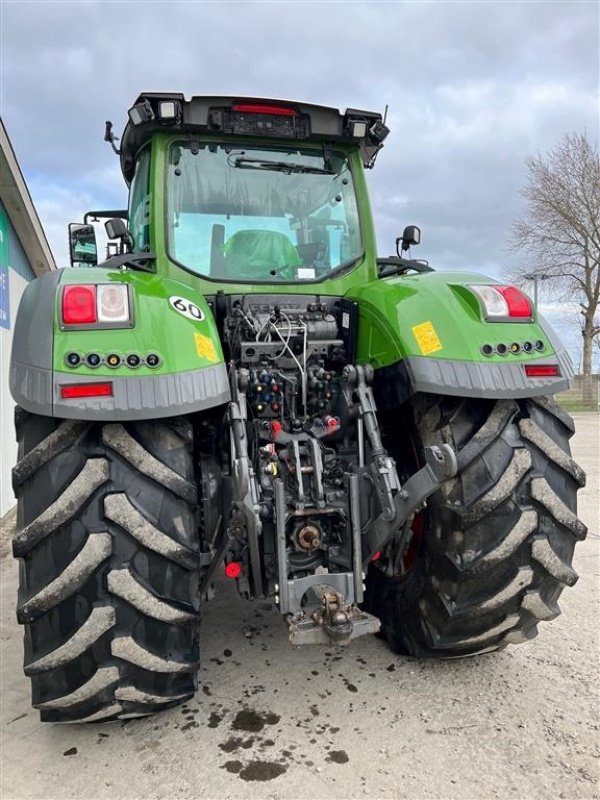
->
[0,207,9,330]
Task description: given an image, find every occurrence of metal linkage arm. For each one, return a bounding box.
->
[342,364,457,560]
[228,368,264,597]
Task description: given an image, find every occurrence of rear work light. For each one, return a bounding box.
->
[60,382,113,399]
[61,284,131,327]
[469,285,533,321]
[524,365,560,378]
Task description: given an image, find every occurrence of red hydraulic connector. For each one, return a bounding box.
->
[324,416,340,433]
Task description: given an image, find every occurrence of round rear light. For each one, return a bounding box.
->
[66,352,81,367]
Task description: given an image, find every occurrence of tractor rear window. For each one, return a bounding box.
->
[166,142,362,282]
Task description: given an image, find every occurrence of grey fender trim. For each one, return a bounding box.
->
[11,362,230,421]
[404,348,573,399]
[9,270,63,412]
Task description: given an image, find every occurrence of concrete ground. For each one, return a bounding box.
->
[1,414,598,800]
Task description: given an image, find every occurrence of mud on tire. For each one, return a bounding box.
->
[366,395,587,658]
[12,409,201,722]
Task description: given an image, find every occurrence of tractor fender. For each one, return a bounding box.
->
[9,268,230,420]
[347,272,573,405]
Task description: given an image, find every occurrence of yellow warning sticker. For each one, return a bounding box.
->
[412,321,443,355]
[194,332,218,363]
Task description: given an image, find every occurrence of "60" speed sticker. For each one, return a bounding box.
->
[169,296,205,322]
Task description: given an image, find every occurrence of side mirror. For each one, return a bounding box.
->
[69,223,97,266]
[398,225,421,253]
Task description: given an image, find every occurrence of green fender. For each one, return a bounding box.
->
[347,271,573,402]
[9,267,230,420]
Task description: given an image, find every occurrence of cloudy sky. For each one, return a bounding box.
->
[2,0,598,365]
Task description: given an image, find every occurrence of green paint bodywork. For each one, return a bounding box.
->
[348,272,552,368]
[54,268,224,377]
[54,132,555,378]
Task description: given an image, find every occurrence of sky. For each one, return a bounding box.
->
[1,0,599,367]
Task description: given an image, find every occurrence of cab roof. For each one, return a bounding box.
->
[119,93,389,181]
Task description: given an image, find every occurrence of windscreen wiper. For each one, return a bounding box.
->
[232,157,334,175]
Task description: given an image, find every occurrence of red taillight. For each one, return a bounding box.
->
[225,562,242,579]
[60,382,113,399]
[468,284,533,320]
[62,285,97,324]
[232,103,296,116]
[524,365,560,378]
[496,286,533,318]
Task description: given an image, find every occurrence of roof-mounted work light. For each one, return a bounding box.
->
[128,99,155,126]
[158,99,181,122]
[348,119,368,139]
[346,117,369,139]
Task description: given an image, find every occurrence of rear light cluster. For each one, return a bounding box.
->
[469,285,533,321]
[61,284,132,327]
[64,352,160,369]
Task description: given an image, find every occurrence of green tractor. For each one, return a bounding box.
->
[10,94,586,723]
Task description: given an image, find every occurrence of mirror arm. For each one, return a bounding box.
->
[377,257,434,278]
[104,121,121,156]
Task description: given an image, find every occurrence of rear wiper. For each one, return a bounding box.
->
[232,157,334,175]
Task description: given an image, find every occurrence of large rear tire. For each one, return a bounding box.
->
[366,395,587,657]
[13,409,201,722]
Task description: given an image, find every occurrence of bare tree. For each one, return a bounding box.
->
[511,133,600,377]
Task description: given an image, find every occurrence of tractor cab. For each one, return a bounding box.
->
[70,94,389,288]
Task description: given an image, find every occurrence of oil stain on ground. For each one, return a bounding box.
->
[232,708,280,733]
[327,750,350,764]
[222,760,244,774]
[219,736,255,753]
[218,706,288,781]
[238,761,288,782]
[208,712,222,728]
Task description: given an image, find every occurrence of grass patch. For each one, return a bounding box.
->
[555,397,598,413]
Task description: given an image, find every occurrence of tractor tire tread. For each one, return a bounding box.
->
[14,413,201,722]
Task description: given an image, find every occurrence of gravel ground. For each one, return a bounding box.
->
[1,413,598,800]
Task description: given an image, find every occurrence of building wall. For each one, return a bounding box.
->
[0,201,36,516]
